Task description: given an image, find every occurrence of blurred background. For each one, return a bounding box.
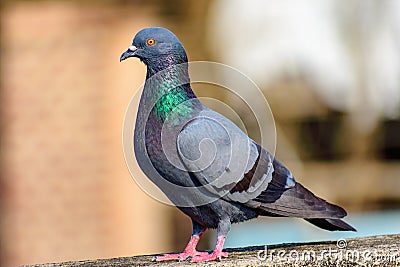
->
[1,0,400,266]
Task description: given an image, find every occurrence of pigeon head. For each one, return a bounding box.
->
[120,27,188,69]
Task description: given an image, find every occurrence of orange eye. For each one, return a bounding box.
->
[146,38,155,46]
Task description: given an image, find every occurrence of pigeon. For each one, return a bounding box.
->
[120,27,356,263]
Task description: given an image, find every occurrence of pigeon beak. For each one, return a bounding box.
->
[120,45,138,62]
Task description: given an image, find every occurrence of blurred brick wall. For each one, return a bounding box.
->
[0,2,175,266]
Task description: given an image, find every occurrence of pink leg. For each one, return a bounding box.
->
[155,231,208,261]
[191,236,228,262]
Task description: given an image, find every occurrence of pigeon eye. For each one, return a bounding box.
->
[146,38,155,46]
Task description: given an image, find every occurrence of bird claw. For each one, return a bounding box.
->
[191,251,228,262]
[155,250,209,262]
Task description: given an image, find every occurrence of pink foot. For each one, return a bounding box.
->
[191,235,228,262]
[155,233,207,262]
[191,251,228,262]
[155,250,209,262]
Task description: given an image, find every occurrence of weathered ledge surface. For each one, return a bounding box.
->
[25,234,400,267]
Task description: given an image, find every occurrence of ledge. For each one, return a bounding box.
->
[25,234,400,267]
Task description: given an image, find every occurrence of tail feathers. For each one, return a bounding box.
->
[257,183,348,219]
[305,218,356,232]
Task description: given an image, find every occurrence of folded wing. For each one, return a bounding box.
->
[177,109,351,223]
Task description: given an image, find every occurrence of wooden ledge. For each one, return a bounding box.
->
[25,234,400,267]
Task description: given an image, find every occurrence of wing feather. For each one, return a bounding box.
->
[177,109,346,219]
[177,109,273,202]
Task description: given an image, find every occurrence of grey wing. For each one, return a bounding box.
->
[178,109,348,220]
[177,109,275,203]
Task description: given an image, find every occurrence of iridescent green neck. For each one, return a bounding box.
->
[153,85,195,121]
[144,61,197,122]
